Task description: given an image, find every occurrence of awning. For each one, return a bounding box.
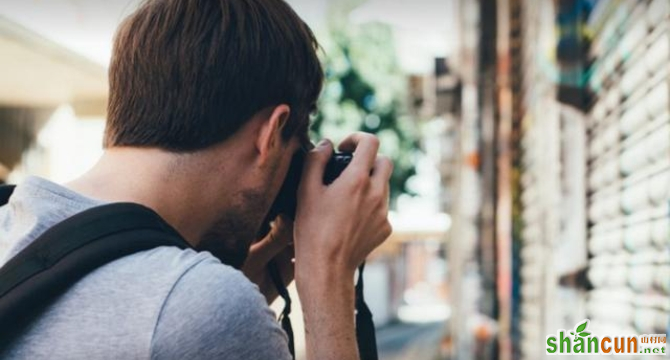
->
[0,16,107,115]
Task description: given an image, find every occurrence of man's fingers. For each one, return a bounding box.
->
[248,216,293,265]
[337,132,379,174]
[273,215,294,245]
[247,236,281,267]
[372,157,393,209]
[371,156,393,182]
[301,139,333,189]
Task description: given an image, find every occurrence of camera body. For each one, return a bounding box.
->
[258,151,352,237]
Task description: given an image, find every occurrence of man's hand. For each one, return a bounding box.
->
[294,133,393,360]
[295,133,392,280]
[241,215,294,305]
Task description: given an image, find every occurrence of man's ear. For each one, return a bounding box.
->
[255,104,291,162]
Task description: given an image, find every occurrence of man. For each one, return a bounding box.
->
[0,0,392,359]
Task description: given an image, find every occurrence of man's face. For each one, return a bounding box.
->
[196,133,304,268]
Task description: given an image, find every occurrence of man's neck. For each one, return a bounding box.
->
[65,147,238,245]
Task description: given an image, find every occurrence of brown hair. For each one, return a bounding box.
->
[104,0,323,151]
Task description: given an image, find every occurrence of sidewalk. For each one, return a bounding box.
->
[377,321,445,360]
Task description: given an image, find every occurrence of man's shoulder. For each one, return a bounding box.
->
[53,246,259,323]
[101,245,260,306]
[147,248,292,360]
[135,246,261,304]
[119,245,274,327]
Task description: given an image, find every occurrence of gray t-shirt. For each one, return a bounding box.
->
[0,176,291,360]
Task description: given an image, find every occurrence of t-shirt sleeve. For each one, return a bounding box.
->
[150,257,292,360]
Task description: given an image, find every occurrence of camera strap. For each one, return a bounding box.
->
[268,260,379,360]
[268,259,295,356]
[355,262,379,360]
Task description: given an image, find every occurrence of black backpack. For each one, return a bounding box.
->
[0,185,378,359]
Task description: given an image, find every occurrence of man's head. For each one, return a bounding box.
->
[105,0,322,150]
[104,0,323,267]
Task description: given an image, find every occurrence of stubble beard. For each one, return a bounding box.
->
[196,188,268,269]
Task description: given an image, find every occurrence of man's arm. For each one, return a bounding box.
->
[294,133,393,360]
[297,265,358,359]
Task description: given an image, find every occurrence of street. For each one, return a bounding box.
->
[377,321,445,360]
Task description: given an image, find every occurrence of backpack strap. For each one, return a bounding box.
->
[0,201,191,347]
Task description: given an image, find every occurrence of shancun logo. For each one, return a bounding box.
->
[546,319,667,355]
[570,320,591,339]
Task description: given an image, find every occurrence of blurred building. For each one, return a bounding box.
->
[0,15,107,184]
[441,0,669,359]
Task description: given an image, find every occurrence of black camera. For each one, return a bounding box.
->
[258,150,352,237]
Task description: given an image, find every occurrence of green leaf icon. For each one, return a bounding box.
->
[579,332,590,337]
[570,331,575,335]
[576,321,588,333]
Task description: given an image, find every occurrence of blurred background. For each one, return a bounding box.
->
[0,0,668,359]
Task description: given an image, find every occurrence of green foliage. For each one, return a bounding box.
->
[310,9,420,206]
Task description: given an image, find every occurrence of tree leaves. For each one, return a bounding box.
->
[314,20,420,206]
[579,332,590,337]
